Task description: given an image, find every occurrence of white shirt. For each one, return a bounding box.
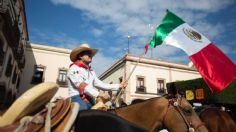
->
[67,64,119,98]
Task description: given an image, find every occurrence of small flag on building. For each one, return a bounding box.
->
[144,44,149,54]
[148,10,236,93]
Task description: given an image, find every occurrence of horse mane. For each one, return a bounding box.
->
[112,94,176,109]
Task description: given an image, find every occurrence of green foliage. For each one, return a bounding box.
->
[167,78,236,105]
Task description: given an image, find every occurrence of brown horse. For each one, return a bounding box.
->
[199,107,236,132]
[111,94,208,132]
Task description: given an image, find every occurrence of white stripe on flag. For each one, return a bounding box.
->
[164,23,211,56]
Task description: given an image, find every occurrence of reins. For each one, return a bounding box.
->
[163,96,205,132]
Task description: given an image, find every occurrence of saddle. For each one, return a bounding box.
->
[0,98,79,131]
[0,82,59,127]
[0,82,79,131]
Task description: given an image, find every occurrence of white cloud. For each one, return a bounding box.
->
[91,28,104,37]
[91,52,117,75]
[50,0,235,72]
[192,22,224,40]
[50,0,233,43]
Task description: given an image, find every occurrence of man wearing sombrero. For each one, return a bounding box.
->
[67,43,127,111]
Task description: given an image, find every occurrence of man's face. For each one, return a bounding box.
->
[79,50,93,65]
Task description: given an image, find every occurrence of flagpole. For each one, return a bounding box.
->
[111,52,145,106]
[111,10,169,106]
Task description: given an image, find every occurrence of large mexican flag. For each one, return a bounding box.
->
[149,10,236,93]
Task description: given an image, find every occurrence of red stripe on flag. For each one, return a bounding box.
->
[190,43,236,93]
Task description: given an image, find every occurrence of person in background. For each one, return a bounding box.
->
[67,43,127,111]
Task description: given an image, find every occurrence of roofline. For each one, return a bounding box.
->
[99,55,127,79]
[27,43,71,54]
[125,55,196,71]
[99,54,197,79]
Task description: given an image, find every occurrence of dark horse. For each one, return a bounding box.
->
[76,94,208,132]
[75,110,148,132]
[199,107,236,132]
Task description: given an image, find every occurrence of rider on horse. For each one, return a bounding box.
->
[67,43,127,111]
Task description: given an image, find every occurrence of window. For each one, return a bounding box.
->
[11,67,17,84]
[119,77,123,83]
[0,39,4,75]
[157,79,165,93]
[136,76,146,93]
[31,65,45,84]
[0,38,5,67]
[57,68,68,87]
[5,55,13,77]
[16,77,20,92]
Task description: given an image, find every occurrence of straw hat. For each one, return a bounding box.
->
[70,43,98,62]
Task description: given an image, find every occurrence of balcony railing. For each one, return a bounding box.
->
[56,79,68,87]
[158,89,167,94]
[136,86,146,94]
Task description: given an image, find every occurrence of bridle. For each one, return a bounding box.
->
[163,96,205,132]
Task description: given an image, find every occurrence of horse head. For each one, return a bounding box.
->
[163,94,208,132]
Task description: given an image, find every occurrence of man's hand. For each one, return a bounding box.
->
[119,80,128,89]
[98,92,110,101]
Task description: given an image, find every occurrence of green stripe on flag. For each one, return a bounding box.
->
[149,11,185,48]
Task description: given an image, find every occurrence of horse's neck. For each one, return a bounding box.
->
[115,97,165,115]
[114,97,168,131]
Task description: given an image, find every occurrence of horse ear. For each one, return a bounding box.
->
[177,88,185,97]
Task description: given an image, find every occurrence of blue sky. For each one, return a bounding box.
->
[25,0,236,75]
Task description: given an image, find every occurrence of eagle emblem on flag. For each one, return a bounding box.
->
[183,28,202,43]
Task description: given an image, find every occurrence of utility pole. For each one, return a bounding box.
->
[127,34,131,54]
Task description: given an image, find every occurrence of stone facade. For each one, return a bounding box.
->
[0,0,28,109]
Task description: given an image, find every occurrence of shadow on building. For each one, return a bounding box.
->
[0,0,32,111]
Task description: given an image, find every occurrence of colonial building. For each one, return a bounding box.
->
[19,43,72,100]
[99,54,201,104]
[0,0,29,109]
[19,43,201,105]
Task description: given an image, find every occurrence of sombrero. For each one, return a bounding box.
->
[70,43,98,62]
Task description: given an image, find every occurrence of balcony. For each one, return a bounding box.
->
[158,89,167,94]
[14,43,24,60]
[1,0,21,49]
[136,86,146,94]
[18,56,25,69]
[0,0,7,13]
[56,79,68,87]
